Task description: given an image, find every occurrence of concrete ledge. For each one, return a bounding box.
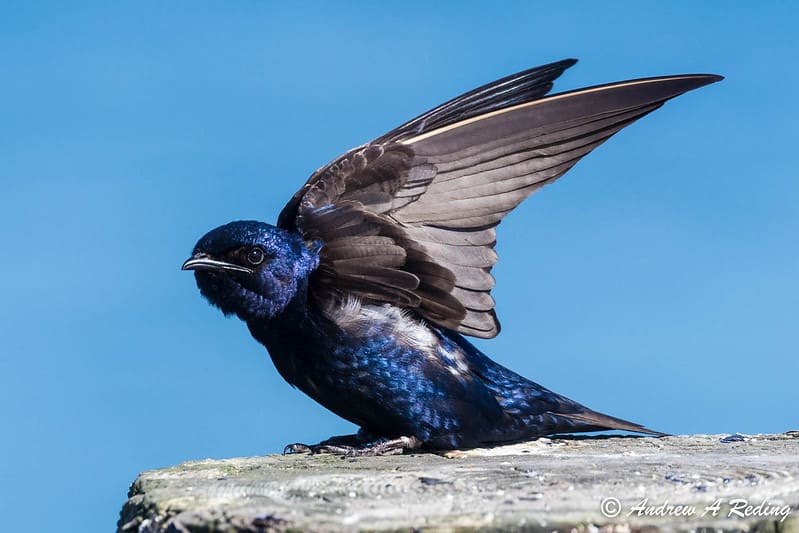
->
[118,433,799,532]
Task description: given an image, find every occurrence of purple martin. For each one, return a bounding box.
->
[182,59,722,455]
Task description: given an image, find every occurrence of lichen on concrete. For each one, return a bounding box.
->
[118,433,799,532]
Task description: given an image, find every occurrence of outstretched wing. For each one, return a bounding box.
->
[278,60,722,338]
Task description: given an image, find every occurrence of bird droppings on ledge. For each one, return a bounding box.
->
[118,433,799,533]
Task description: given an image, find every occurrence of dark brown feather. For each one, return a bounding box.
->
[375,59,578,143]
[558,410,667,436]
[278,63,722,338]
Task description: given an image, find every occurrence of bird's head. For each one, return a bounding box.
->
[182,221,320,322]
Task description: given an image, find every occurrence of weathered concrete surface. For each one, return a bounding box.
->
[118,433,799,532]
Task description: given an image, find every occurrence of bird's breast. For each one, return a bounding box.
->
[248,296,507,446]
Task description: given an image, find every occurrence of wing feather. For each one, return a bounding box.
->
[375,59,578,143]
[278,62,722,337]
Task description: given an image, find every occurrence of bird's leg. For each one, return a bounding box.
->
[283,435,422,456]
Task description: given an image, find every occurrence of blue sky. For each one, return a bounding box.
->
[1,2,797,531]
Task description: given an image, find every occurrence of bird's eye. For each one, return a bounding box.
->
[246,247,265,265]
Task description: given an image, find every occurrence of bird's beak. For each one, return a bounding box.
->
[181,254,254,274]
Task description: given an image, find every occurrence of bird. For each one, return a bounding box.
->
[182,59,722,455]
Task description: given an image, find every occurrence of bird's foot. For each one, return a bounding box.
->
[283,435,422,456]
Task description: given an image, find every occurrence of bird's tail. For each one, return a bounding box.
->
[555,408,667,437]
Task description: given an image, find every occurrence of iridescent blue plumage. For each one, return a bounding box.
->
[190,222,319,321]
[182,60,721,453]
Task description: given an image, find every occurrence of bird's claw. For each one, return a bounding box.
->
[282,442,359,455]
[282,443,313,455]
[282,436,422,457]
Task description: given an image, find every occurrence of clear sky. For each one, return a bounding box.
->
[1,2,797,531]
